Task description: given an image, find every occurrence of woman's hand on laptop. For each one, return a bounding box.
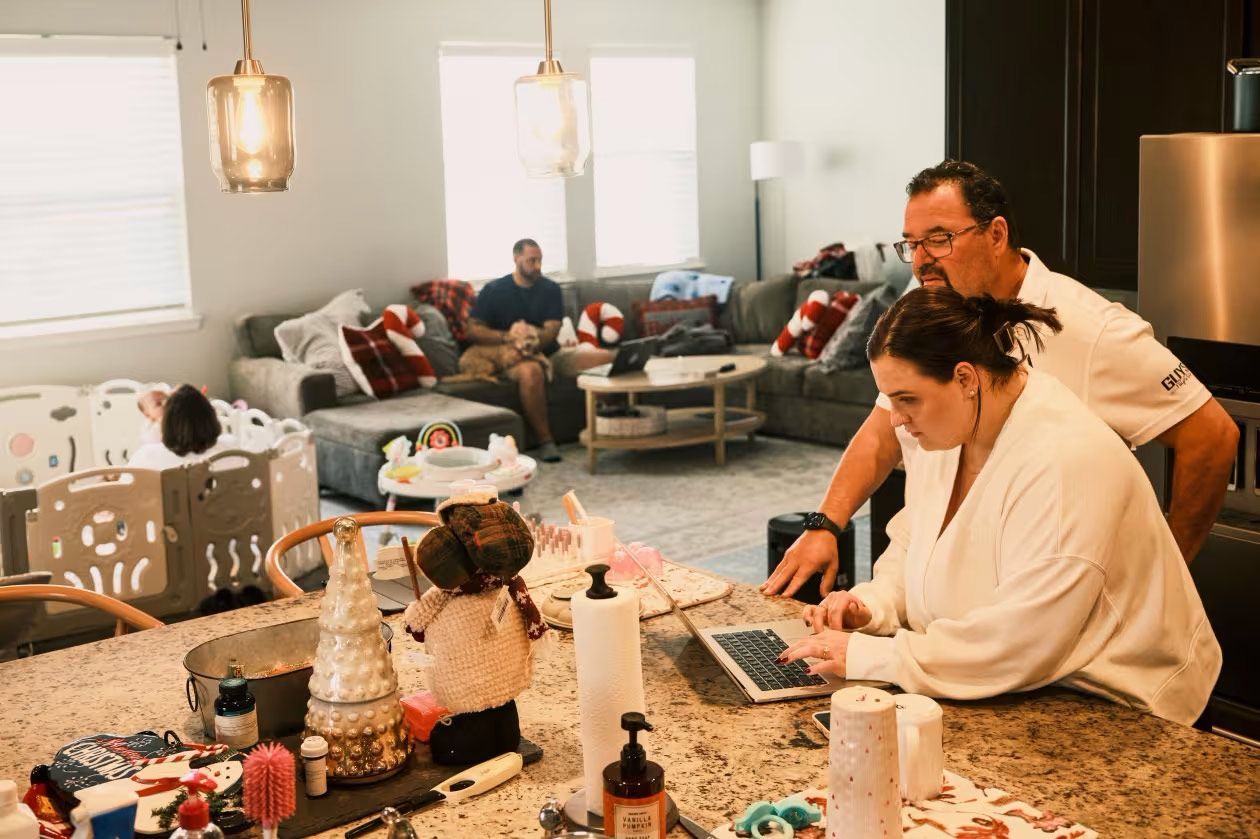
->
[778,629,849,677]
[803,591,871,633]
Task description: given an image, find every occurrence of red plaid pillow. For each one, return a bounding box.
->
[339,319,420,398]
[801,291,860,359]
[633,296,717,337]
[411,279,476,344]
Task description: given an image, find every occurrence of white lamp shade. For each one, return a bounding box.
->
[514,72,592,178]
[750,140,804,181]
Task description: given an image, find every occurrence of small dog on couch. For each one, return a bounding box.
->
[446,321,553,384]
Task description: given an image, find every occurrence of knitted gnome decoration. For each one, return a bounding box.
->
[404,491,548,765]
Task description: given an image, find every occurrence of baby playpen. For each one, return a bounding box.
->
[0,379,321,647]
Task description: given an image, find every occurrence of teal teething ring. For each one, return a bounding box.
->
[751,815,794,837]
[734,802,776,833]
[773,797,821,829]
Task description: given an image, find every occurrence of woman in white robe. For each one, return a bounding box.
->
[782,287,1220,726]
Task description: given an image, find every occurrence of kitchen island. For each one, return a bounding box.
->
[1,584,1256,837]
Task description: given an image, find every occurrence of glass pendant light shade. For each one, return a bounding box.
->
[514,0,591,178]
[206,0,295,193]
[207,67,294,193]
[514,70,590,178]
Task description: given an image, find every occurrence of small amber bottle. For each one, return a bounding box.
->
[602,713,665,839]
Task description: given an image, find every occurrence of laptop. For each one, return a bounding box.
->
[582,336,659,378]
[624,549,888,703]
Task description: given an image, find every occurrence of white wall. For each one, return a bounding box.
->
[759,0,945,275]
[0,0,760,395]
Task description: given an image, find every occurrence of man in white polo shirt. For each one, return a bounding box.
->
[763,160,1238,599]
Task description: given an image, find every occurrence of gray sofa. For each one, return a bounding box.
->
[230,265,909,504]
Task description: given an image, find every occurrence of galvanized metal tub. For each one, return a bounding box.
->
[184,617,394,739]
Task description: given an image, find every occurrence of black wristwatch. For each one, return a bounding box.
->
[803,512,846,543]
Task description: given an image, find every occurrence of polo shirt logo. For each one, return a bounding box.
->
[1161,362,1191,392]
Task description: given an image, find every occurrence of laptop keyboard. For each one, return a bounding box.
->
[712,628,827,692]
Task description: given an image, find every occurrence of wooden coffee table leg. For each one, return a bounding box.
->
[586,387,598,474]
[746,379,758,442]
[714,383,727,466]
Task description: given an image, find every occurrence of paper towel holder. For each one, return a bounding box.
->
[561,789,680,833]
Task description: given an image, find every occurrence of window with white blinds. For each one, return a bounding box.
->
[438,50,568,281]
[0,36,192,328]
[591,55,699,270]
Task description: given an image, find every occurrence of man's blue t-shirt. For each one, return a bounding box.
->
[469,274,565,334]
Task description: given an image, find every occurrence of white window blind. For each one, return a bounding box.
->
[591,55,699,270]
[0,36,192,328]
[438,50,567,281]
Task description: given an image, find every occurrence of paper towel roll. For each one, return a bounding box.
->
[571,572,645,818]
[828,686,900,839]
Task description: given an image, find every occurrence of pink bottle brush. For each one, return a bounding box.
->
[243,742,297,839]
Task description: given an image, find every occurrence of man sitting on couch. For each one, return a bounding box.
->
[464,238,611,462]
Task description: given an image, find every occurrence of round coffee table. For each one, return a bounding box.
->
[576,354,767,473]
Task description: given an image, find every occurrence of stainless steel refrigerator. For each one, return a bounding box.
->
[1139,132,1260,744]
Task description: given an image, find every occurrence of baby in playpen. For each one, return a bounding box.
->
[128,385,232,470]
[137,388,168,444]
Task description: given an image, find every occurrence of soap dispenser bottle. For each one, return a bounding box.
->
[602,713,665,839]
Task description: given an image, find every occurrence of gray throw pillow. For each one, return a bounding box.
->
[274,289,370,398]
[816,283,902,373]
[411,302,460,377]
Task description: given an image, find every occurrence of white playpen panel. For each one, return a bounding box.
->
[88,379,153,467]
[0,385,93,490]
[269,431,321,580]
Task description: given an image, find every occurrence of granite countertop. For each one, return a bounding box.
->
[1,584,1257,838]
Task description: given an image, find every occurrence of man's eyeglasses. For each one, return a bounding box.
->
[893,221,991,263]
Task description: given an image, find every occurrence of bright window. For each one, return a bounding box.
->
[438,50,568,281]
[591,55,699,270]
[0,36,192,328]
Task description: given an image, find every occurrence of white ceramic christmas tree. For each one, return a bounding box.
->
[304,518,411,781]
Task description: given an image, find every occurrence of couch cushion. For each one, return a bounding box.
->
[729,274,797,344]
[568,279,655,340]
[801,364,881,406]
[729,344,808,396]
[236,314,295,359]
[304,392,521,453]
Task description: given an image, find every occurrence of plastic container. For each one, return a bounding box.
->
[0,781,38,839]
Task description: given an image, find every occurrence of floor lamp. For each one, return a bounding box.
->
[750,141,803,281]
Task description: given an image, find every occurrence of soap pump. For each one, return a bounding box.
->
[602,713,665,839]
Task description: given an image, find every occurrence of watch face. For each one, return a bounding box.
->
[804,512,827,529]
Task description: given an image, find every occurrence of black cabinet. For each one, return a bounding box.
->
[946,0,1252,291]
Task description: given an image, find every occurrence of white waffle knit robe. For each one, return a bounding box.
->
[846,370,1221,726]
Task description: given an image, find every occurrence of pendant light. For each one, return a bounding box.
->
[514,0,591,178]
[206,0,295,193]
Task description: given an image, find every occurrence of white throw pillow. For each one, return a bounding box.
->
[274,290,371,398]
